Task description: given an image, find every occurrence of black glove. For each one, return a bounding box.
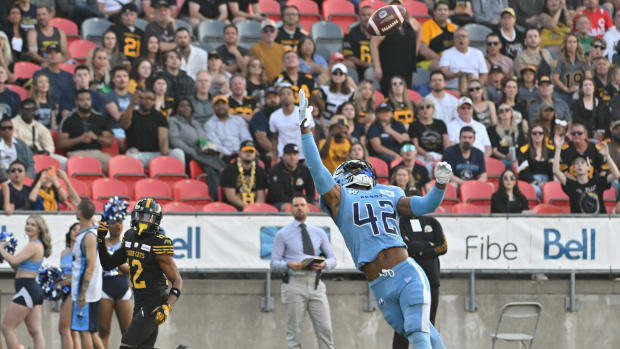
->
[97,221,109,244]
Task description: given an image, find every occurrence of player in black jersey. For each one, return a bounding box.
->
[97,198,183,349]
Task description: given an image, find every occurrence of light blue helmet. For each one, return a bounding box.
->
[332,160,376,189]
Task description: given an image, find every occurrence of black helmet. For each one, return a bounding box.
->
[131,198,163,235]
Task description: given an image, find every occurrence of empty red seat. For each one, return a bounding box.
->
[451,203,487,214]
[50,17,79,38]
[148,156,188,189]
[286,0,322,31]
[59,177,91,201]
[13,62,41,80]
[243,202,279,212]
[369,156,389,184]
[402,0,430,20]
[322,0,356,33]
[68,40,97,63]
[6,84,28,101]
[532,204,569,214]
[358,0,384,12]
[202,202,237,212]
[101,136,120,156]
[486,157,507,189]
[59,63,76,74]
[542,181,569,207]
[134,178,173,204]
[66,156,105,187]
[33,155,61,173]
[374,90,385,107]
[517,180,540,209]
[253,0,281,22]
[407,89,422,103]
[91,178,130,206]
[108,155,147,198]
[459,180,494,210]
[603,188,616,213]
[173,179,212,207]
[436,181,459,208]
[163,202,197,212]
[189,160,207,182]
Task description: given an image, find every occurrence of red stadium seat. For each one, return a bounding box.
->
[243,202,279,212]
[33,155,61,173]
[369,156,389,184]
[286,0,323,32]
[402,0,430,21]
[374,90,385,107]
[451,203,487,214]
[358,0,384,12]
[134,178,173,204]
[13,62,41,80]
[101,136,120,156]
[189,160,207,182]
[6,84,28,101]
[603,188,616,213]
[253,0,281,22]
[445,89,460,98]
[91,178,130,206]
[407,89,422,103]
[459,180,494,210]
[542,181,569,207]
[517,180,540,209]
[66,156,105,187]
[163,201,197,212]
[532,203,569,214]
[173,179,212,207]
[61,177,91,201]
[433,206,446,213]
[50,18,79,42]
[486,157,507,189]
[148,156,188,189]
[202,202,237,212]
[59,63,76,74]
[308,203,322,212]
[433,181,459,208]
[322,0,357,33]
[108,155,146,198]
[68,40,97,63]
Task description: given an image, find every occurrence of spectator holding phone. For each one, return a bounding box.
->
[28,167,80,211]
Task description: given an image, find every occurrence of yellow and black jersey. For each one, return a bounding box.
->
[112,24,144,61]
[386,98,414,126]
[275,26,305,51]
[560,142,609,179]
[273,71,318,103]
[342,23,371,64]
[229,96,257,117]
[420,19,457,55]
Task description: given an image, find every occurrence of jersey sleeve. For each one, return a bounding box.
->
[152,235,174,256]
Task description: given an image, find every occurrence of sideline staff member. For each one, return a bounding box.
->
[270,194,336,349]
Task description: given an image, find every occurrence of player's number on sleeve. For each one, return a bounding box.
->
[353,201,397,236]
[131,259,146,289]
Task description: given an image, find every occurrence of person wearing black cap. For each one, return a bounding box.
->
[144,0,177,52]
[526,74,571,124]
[267,143,315,210]
[33,45,73,104]
[486,64,505,103]
[111,3,144,62]
[216,24,250,74]
[250,86,279,163]
[220,140,269,210]
[205,94,253,160]
[367,102,410,165]
[26,5,68,64]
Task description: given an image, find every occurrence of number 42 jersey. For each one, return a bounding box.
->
[324,184,407,270]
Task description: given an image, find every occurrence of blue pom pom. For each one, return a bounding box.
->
[0,232,18,264]
[103,196,129,224]
[37,266,66,301]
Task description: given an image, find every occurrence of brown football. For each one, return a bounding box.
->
[367,4,407,36]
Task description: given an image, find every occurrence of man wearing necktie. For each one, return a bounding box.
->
[270,193,337,349]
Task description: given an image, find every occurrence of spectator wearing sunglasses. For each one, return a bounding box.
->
[559,120,610,180]
[390,142,431,194]
[516,123,554,198]
[491,169,529,213]
[0,160,32,214]
[250,19,285,82]
[588,37,607,62]
[488,103,525,169]
[0,115,35,178]
[484,34,513,77]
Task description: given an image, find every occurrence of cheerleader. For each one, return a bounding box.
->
[59,223,81,349]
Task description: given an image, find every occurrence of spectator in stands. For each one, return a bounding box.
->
[391,142,432,193]
[121,88,185,166]
[220,140,268,210]
[152,75,174,118]
[491,169,529,213]
[390,165,419,196]
[592,56,611,101]
[4,6,27,61]
[352,80,376,126]
[560,121,609,179]
[207,50,231,95]
[16,0,37,31]
[472,0,508,28]
[275,5,308,51]
[0,115,35,178]
[386,75,415,128]
[348,141,370,162]
[12,99,58,160]
[447,0,474,26]
[270,85,314,163]
[30,73,58,130]
[190,70,214,125]
[250,86,279,162]
[338,101,365,144]
[499,77,527,124]
[572,78,610,136]
[447,97,492,156]
[309,94,329,142]
[175,27,207,81]
[486,65,505,103]
[588,37,607,63]
[245,57,267,100]
[274,50,317,103]
[514,28,554,78]
[106,66,132,134]
[575,0,613,38]
[217,24,250,74]
[510,0,544,28]
[342,3,373,79]
[162,50,196,102]
[0,160,32,213]
[518,65,539,110]
[0,66,20,118]
[298,36,328,84]
[112,3,143,62]
[420,0,457,70]
[142,0,178,23]
[169,97,225,200]
[187,0,228,29]
[516,123,554,197]
[494,7,523,60]
[552,33,589,104]
[554,134,619,213]
[575,13,593,53]
[604,8,620,61]
[467,79,497,128]
[485,33,513,76]
[539,0,573,49]
[488,103,525,168]
[128,58,153,93]
[102,29,128,69]
[371,2,421,95]
[205,95,252,161]
[440,27,488,89]
[527,75,571,124]
[61,65,109,118]
[26,5,68,64]
[228,75,256,122]
[251,19,285,82]
[425,70,458,125]
[145,0,177,52]
[318,114,352,174]
[140,34,164,73]
[97,0,131,22]
[87,47,111,93]
[28,167,78,210]
[367,102,409,165]
[319,63,354,122]
[267,143,315,210]
[33,44,73,103]
[409,97,449,173]
[58,90,113,170]
[227,0,265,23]
[443,126,488,184]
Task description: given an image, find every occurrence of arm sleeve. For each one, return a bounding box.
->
[270,231,288,272]
[301,132,337,195]
[409,185,445,216]
[97,241,126,271]
[152,237,174,256]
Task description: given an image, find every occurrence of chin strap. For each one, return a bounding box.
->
[137,223,148,236]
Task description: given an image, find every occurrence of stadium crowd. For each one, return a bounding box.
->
[1,0,620,215]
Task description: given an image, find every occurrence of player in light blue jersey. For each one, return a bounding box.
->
[297,89,452,349]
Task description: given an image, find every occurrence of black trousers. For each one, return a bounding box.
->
[392,285,439,349]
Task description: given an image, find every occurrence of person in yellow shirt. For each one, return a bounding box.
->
[250,19,286,82]
[420,1,458,70]
[318,115,352,173]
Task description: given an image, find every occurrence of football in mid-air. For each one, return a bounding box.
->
[367,5,407,36]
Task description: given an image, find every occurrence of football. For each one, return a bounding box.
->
[367,4,407,36]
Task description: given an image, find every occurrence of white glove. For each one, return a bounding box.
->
[434,161,452,185]
[297,89,314,128]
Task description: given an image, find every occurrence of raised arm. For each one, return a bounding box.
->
[552,135,567,185]
[96,222,127,271]
[600,142,620,182]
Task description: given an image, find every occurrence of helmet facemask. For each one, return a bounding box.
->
[333,160,376,189]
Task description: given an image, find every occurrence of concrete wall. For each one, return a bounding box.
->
[1,277,619,348]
